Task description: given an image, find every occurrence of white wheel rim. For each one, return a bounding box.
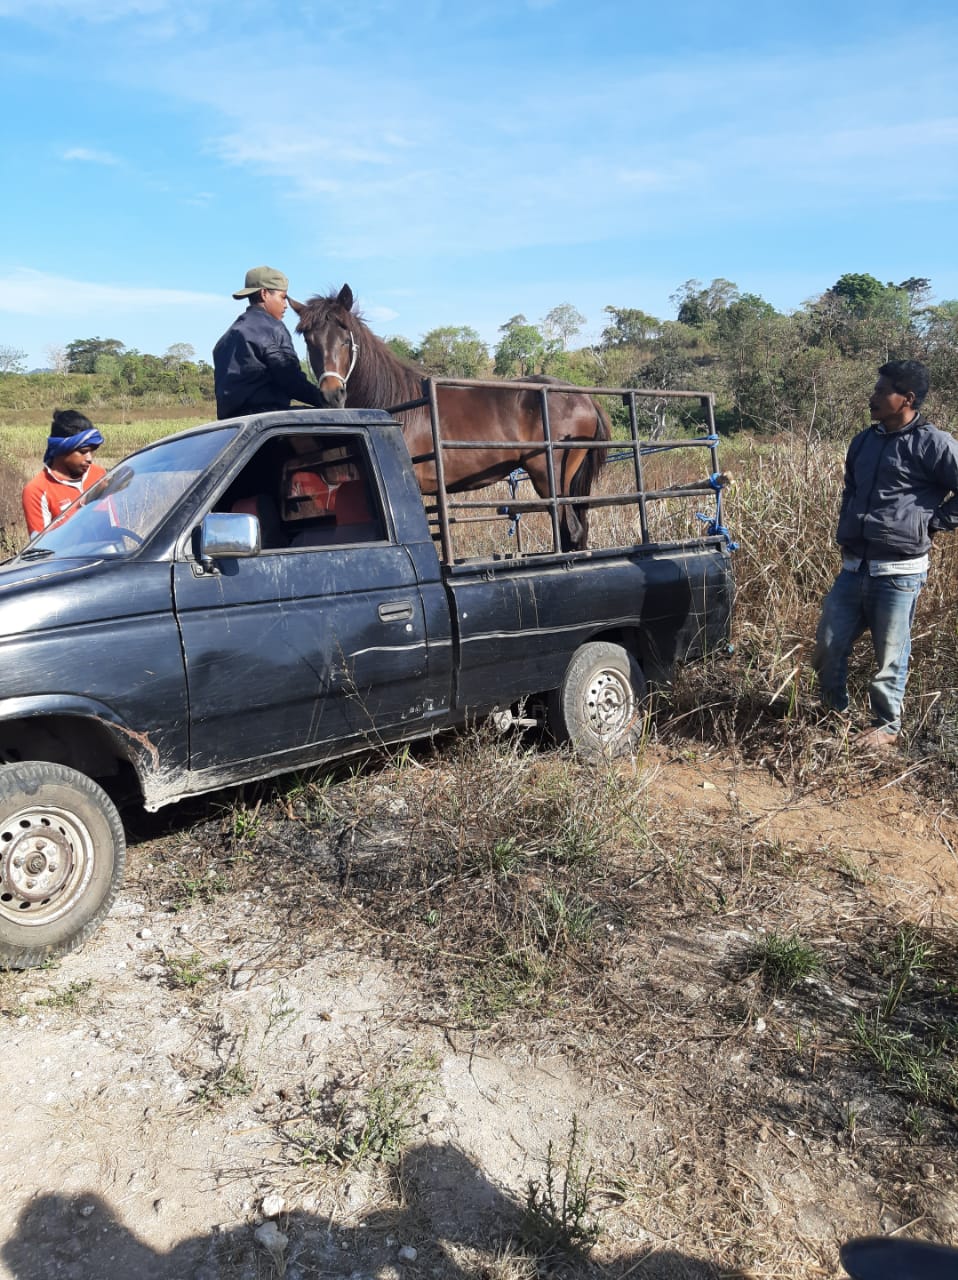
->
[0,804,97,929]
[584,668,635,739]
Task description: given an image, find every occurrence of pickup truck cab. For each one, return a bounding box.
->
[0,394,733,968]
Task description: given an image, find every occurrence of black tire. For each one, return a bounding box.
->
[0,762,126,970]
[547,641,647,757]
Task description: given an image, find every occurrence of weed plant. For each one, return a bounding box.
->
[280,1058,437,1172]
[747,931,822,992]
[35,978,95,1010]
[521,1116,601,1265]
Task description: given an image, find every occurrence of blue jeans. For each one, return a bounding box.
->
[812,568,926,735]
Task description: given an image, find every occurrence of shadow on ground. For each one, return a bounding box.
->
[2,1142,730,1279]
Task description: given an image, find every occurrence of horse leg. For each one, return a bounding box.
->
[560,444,589,551]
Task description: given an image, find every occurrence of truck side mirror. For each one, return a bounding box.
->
[196,512,261,573]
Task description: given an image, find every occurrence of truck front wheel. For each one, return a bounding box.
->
[548,641,647,757]
[0,762,126,970]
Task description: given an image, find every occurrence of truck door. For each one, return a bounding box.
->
[172,430,432,772]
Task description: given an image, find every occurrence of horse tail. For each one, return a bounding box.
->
[569,397,611,502]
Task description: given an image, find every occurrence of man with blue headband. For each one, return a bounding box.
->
[22,408,106,536]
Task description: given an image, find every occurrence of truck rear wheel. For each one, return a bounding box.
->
[548,641,646,757]
[0,762,126,970]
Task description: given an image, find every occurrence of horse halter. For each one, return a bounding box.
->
[319,328,359,391]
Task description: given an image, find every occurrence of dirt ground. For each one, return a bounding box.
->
[1,742,957,1280]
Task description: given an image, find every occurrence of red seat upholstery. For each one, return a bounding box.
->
[282,459,381,546]
[330,479,371,525]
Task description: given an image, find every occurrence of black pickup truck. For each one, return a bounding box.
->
[0,388,733,968]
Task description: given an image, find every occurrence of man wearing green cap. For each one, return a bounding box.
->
[213,266,337,419]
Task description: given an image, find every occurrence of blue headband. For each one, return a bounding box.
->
[44,428,104,467]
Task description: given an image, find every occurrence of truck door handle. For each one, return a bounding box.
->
[378,600,414,623]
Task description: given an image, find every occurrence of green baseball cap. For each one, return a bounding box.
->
[232,265,289,299]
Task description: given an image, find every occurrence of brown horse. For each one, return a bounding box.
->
[290,285,610,551]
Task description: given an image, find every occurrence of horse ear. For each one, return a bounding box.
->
[337,284,354,312]
[288,297,305,317]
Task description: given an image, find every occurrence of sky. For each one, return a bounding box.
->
[1,0,957,370]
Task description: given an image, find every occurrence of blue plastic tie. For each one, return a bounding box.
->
[496,467,528,536]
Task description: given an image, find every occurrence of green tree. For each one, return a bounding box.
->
[385,335,419,362]
[634,321,705,390]
[541,303,585,350]
[66,337,125,374]
[494,313,545,373]
[418,326,489,377]
[826,272,897,317]
[599,307,660,348]
[816,273,913,360]
[897,277,932,308]
[672,278,739,328]
[923,300,958,413]
[494,315,546,377]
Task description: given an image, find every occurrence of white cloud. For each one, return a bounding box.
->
[0,269,223,317]
[364,304,399,325]
[62,146,121,165]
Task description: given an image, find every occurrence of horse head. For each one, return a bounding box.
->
[289,285,358,409]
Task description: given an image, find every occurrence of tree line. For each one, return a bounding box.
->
[384,274,958,438]
[2,272,956,435]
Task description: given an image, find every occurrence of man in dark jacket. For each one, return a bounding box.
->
[213,266,339,419]
[813,360,958,748]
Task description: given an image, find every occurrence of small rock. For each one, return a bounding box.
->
[261,1193,285,1218]
[398,1245,418,1262]
[701,780,717,791]
[78,1204,95,1218]
[137,928,153,939]
[111,900,145,918]
[254,1221,288,1255]
[921,1162,936,1179]
[754,1018,767,1033]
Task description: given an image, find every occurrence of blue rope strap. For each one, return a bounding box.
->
[695,486,739,552]
[496,467,529,536]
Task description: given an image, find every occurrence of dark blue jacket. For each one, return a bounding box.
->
[836,413,958,560]
[213,305,327,420]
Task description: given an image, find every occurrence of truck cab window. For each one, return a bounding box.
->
[213,433,385,549]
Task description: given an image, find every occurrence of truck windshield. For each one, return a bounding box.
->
[20,428,237,560]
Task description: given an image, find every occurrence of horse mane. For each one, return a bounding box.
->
[295,290,424,410]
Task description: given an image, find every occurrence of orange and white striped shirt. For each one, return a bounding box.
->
[22,463,107,537]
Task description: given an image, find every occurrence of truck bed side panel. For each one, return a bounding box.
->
[447,545,732,710]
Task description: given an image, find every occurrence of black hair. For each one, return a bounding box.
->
[50,408,96,438]
[878,360,930,410]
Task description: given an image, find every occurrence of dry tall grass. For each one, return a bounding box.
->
[695,433,958,764]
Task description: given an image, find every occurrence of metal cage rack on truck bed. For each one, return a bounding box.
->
[387,377,734,566]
